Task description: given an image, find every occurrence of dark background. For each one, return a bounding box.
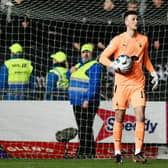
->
[0,0,167,100]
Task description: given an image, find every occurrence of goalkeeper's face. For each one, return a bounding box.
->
[125,14,138,31]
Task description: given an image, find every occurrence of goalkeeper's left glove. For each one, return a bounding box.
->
[151,72,159,91]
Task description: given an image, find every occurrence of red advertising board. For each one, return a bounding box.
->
[0,141,158,159]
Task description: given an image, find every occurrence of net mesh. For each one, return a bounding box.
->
[0,0,168,159]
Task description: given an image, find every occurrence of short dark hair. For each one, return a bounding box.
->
[127,0,138,5]
[124,10,138,20]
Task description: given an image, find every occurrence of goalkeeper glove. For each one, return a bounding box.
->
[110,61,119,71]
[151,72,159,91]
[110,61,132,73]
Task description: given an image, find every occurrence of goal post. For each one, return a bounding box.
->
[0,0,168,159]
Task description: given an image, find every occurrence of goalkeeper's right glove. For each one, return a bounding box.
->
[151,72,159,91]
[110,61,131,73]
[110,61,119,71]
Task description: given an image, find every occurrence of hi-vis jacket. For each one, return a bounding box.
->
[5,58,33,86]
[45,65,69,100]
[69,59,102,106]
[0,55,35,100]
[49,67,69,88]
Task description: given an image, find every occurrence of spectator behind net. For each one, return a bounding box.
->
[0,42,35,100]
[45,51,69,100]
[144,0,168,19]
[69,44,102,159]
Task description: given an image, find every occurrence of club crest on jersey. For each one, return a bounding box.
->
[122,43,127,47]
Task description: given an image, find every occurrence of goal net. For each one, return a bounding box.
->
[0,0,167,159]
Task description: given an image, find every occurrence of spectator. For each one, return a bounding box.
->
[97,42,106,50]
[21,16,30,29]
[148,25,166,51]
[145,1,168,54]
[127,0,138,11]
[0,42,35,100]
[14,0,24,4]
[122,1,139,20]
[126,0,146,16]
[73,42,106,56]
[73,42,106,63]
[69,44,102,159]
[99,11,159,164]
[101,0,127,24]
[103,0,115,11]
[147,24,168,70]
[73,42,95,52]
[45,51,69,100]
[144,0,168,20]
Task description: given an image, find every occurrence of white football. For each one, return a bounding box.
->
[115,55,133,74]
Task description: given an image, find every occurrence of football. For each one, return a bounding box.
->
[114,55,134,74]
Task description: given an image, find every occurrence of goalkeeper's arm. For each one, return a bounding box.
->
[99,45,114,67]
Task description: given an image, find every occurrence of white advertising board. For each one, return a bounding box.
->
[0,101,166,143]
[95,101,167,143]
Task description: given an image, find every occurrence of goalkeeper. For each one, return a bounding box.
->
[99,11,159,164]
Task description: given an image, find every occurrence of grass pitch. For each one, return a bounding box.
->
[0,159,168,168]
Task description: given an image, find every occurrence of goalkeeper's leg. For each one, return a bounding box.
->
[113,110,126,164]
[133,106,147,163]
